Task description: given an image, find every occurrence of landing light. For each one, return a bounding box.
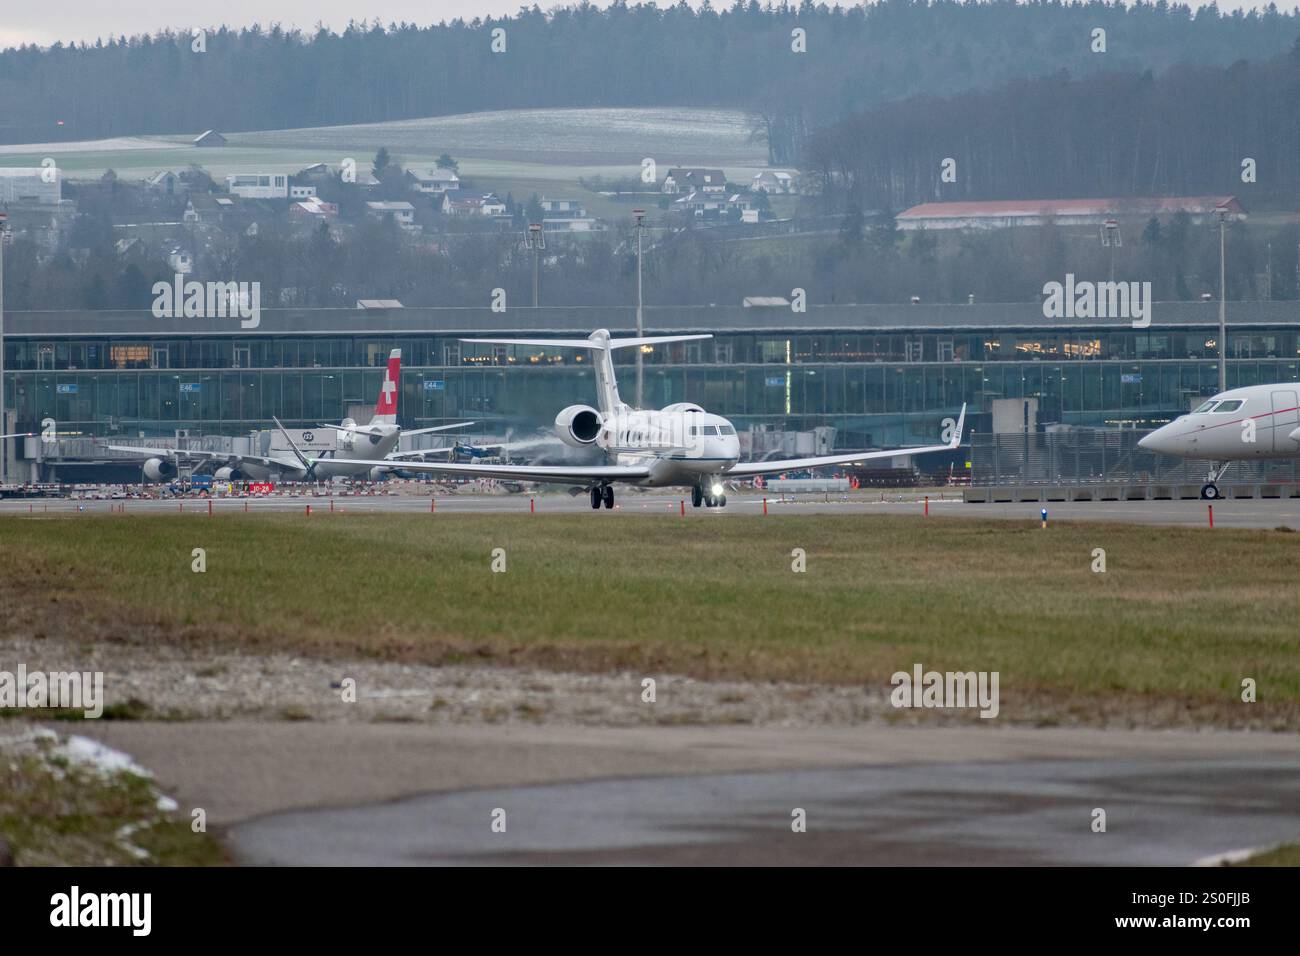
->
[710,483,724,497]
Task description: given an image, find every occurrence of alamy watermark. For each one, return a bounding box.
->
[0,666,104,718]
[890,663,999,718]
[1042,273,1151,329]
[152,274,261,329]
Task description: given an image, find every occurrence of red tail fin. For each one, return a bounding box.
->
[372,349,400,424]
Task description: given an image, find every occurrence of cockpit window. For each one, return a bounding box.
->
[1193,400,1219,414]
[718,425,736,436]
[702,425,719,435]
[1213,400,1243,413]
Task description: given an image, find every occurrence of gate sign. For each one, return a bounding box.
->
[180,382,201,392]
[765,376,785,387]
[56,384,78,394]
[424,380,445,391]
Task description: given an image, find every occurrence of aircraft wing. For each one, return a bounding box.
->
[100,444,293,470]
[386,439,542,461]
[724,404,966,478]
[340,458,651,484]
[401,422,476,436]
[315,421,475,437]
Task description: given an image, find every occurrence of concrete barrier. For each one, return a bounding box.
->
[967,482,1300,502]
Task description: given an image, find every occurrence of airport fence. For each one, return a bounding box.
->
[970,429,1300,486]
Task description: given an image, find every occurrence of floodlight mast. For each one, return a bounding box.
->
[634,209,645,408]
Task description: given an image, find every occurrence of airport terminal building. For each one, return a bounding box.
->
[4,300,1299,476]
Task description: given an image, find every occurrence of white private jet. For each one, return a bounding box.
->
[336,329,965,508]
[1137,382,1300,499]
[104,349,473,482]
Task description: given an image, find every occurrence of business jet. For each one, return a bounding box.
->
[334,329,965,508]
[1137,382,1300,499]
[104,349,473,482]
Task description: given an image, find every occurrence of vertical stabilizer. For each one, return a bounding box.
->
[371,349,400,425]
[588,330,624,417]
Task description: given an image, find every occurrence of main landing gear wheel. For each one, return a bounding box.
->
[691,486,703,508]
[1200,484,1221,500]
[602,485,614,509]
[590,487,602,509]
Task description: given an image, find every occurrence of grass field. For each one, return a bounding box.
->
[0,107,767,200]
[1,512,1297,727]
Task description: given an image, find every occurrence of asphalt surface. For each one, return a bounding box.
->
[229,756,1300,866]
[68,722,1300,866]
[5,491,1300,528]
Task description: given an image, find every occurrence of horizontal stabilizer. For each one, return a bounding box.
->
[460,337,605,349]
[461,334,712,351]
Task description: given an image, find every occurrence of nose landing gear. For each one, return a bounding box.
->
[1201,461,1231,500]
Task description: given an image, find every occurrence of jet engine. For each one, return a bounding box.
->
[368,466,391,481]
[554,404,602,448]
[142,457,177,482]
[213,466,248,481]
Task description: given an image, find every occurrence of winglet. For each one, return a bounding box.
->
[950,403,967,448]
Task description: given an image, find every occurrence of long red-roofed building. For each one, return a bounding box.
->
[896,196,1245,231]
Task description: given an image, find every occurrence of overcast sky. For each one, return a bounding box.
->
[3,0,1297,50]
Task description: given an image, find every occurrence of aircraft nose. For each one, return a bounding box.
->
[1290,425,1300,443]
[1138,425,1172,454]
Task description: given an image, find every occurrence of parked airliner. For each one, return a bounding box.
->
[1137,382,1300,498]
[336,329,965,508]
[105,349,472,482]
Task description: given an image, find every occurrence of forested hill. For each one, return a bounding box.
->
[807,42,1300,210]
[1,1,1298,147]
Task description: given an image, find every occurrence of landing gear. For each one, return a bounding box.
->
[1201,462,1231,500]
[700,486,728,508]
[602,485,614,509]
[592,485,614,509]
[590,486,602,509]
[691,485,703,508]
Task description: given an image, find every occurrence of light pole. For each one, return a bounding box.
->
[1216,205,1229,392]
[525,222,544,308]
[633,209,645,408]
[0,212,7,487]
[1101,219,1120,281]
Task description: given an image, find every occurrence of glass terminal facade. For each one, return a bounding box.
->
[4,303,1299,447]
